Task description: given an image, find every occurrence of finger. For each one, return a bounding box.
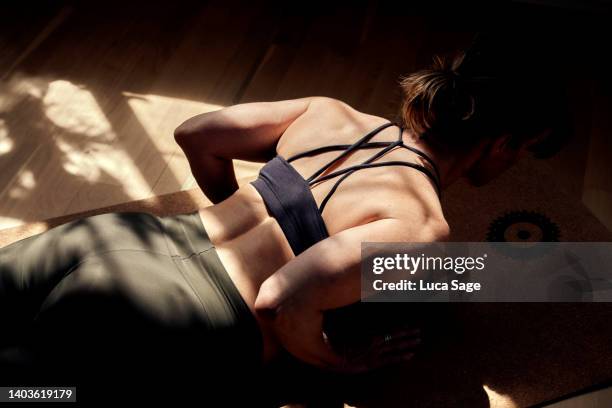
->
[390,326,421,337]
[371,328,421,348]
[378,345,421,363]
[274,312,345,371]
[310,336,345,369]
[341,340,419,374]
[371,335,422,350]
[377,337,422,355]
[387,351,416,365]
[367,352,416,371]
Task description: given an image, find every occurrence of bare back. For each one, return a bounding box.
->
[196,98,447,361]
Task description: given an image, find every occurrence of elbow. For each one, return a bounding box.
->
[173,122,192,146]
[254,284,278,314]
[173,111,216,147]
[254,277,286,316]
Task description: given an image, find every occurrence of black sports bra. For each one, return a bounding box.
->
[250,121,441,256]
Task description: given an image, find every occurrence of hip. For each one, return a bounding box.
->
[1,210,264,380]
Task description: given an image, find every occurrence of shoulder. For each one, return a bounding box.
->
[391,215,450,243]
[287,97,384,133]
[383,197,451,243]
[303,96,355,113]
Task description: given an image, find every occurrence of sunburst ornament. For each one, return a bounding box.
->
[487,210,560,242]
[486,210,560,259]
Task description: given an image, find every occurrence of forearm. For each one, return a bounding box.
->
[255,217,440,314]
[184,152,238,204]
[174,100,313,202]
[174,111,251,157]
[256,240,362,313]
[174,111,239,203]
[174,99,313,162]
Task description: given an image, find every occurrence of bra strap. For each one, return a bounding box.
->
[305,122,395,183]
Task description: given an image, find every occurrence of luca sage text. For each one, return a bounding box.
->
[373,279,482,292]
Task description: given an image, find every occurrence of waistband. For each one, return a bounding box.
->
[157,211,216,258]
[157,210,264,369]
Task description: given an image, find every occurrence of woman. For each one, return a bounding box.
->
[0,50,566,405]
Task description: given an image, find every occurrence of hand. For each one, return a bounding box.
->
[335,326,421,374]
[260,297,420,374]
[260,298,345,370]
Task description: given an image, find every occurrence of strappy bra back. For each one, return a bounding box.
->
[250,121,441,256]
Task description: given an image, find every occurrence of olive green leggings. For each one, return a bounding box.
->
[0,211,264,404]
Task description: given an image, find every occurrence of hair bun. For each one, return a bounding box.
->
[400,55,475,141]
[400,40,570,156]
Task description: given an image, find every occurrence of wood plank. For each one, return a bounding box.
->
[1,0,279,226]
[239,13,314,102]
[0,140,87,227]
[0,3,68,77]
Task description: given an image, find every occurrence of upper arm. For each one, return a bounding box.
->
[255,216,449,313]
[174,97,325,162]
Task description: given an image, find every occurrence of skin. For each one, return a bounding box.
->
[174,96,539,373]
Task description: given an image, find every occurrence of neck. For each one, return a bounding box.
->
[404,131,479,190]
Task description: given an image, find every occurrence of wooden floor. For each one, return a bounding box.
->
[542,385,612,408]
[0,0,476,229]
[1,3,612,406]
[1,0,610,233]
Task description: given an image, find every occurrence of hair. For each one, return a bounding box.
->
[399,41,571,158]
